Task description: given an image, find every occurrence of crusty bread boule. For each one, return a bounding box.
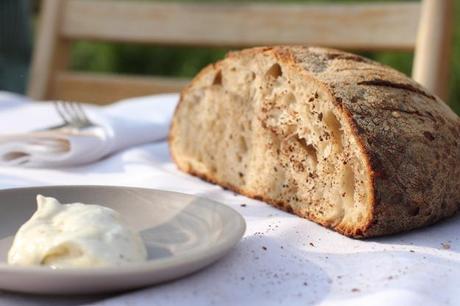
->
[169,46,460,238]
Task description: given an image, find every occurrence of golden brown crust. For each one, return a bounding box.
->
[169,46,460,238]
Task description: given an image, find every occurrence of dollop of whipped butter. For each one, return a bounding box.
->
[8,195,147,268]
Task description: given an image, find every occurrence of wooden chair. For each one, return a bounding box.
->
[27,0,453,104]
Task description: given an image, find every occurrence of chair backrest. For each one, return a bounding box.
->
[27,0,453,104]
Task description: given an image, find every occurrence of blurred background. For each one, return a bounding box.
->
[1,0,459,114]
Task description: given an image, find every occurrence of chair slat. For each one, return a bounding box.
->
[412,0,453,101]
[61,0,421,50]
[51,72,188,104]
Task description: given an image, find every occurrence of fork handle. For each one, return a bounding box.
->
[35,123,70,132]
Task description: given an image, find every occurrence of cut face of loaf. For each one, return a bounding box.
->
[169,46,460,238]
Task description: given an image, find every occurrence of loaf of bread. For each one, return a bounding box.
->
[169,46,460,238]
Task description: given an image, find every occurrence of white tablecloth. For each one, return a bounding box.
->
[0,93,459,306]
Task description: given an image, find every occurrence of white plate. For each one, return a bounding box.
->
[0,186,246,294]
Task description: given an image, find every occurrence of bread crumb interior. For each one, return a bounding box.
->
[173,55,371,229]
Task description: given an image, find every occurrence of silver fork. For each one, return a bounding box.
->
[53,101,96,130]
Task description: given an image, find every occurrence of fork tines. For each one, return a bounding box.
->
[54,101,93,129]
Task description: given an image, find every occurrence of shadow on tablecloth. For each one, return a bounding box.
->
[0,291,111,306]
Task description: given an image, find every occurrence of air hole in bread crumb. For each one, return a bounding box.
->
[297,136,318,168]
[212,70,222,85]
[342,164,355,206]
[239,136,248,153]
[266,63,282,79]
[305,144,318,168]
[281,92,296,107]
[324,111,343,151]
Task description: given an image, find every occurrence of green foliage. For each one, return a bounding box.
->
[70,0,460,113]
